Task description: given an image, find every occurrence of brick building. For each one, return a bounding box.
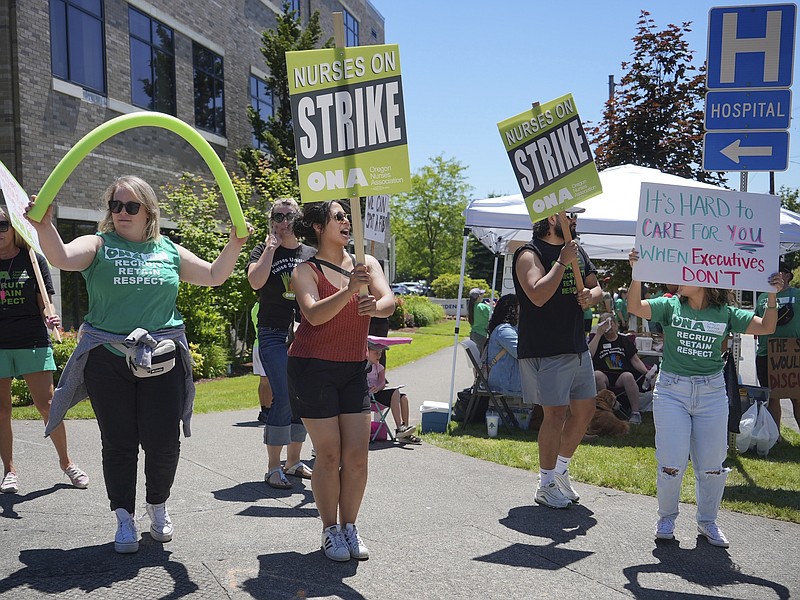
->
[0,0,385,329]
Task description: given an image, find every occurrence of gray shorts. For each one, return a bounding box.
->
[519,351,597,407]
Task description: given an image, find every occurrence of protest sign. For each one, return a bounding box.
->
[497,94,602,223]
[364,194,389,243]
[633,182,780,291]
[0,160,42,254]
[286,44,411,202]
[767,337,800,399]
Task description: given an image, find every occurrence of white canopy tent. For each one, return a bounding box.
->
[444,164,800,424]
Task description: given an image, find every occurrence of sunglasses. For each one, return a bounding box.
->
[0,221,9,233]
[271,212,297,223]
[108,200,143,215]
[333,212,351,223]
[567,212,579,220]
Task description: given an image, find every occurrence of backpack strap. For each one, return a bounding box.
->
[488,348,507,368]
[307,253,357,278]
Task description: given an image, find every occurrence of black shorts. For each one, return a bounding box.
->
[288,357,370,419]
[755,354,769,388]
[372,387,404,407]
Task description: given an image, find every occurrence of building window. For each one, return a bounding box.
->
[249,75,274,149]
[193,43,225,136]
[128,7,176,114]
[56,219,96,331]
[49,0,106,94]
[289,0,300,19]
[344,9,359,46]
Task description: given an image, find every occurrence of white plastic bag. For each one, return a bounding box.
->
[751,403,780,457]
[736,402,758,453]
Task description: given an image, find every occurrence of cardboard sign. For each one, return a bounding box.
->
[364,194,389,243]
[633,182,780,291]
[767,337,800,399]
[286,44,411,202]
[497,94,602,223]
[0,160,42,254]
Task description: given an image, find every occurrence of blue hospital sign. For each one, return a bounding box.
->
[707,4,797,89]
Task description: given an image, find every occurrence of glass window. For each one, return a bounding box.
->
[249,75,274,149]
[289,0,300,19]
[128,7,175,114]
[344,9,359,47]
[55,220,96,331]
[49,0,106,94]
[193,43,225,136]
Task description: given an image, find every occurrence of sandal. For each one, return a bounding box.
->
[399,434,422,445]
[284,462,313,479]
[265,467,292,489]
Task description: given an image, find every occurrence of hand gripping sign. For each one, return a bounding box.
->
[26,112,247,237]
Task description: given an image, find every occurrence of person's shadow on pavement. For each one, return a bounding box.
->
[0,541,199,599]
[212,480,318,515]
[0,484,69,520]
[474,504,598,570]
[240,550,364,599]
[622,542,791,599]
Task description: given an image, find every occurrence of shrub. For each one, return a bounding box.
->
[390,296,445,329]
[190,342,229,380]
[431,274,494,298]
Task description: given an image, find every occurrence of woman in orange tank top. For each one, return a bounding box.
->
[288,200,395,562]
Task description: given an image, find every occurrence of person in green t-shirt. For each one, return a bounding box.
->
[26,176,252,555]
[251,302,272,423]
[754,261,800,431]
[628,249,781,549]
[615,288,629,332]
[468,288,492,350]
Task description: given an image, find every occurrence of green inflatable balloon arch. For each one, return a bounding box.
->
[27,112,247,237]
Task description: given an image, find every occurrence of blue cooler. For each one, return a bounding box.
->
[420,401,450,433]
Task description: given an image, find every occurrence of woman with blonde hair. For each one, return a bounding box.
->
[0,207,88,494]
[26,176,251,553]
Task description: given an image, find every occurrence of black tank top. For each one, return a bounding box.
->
[511,238,596,358]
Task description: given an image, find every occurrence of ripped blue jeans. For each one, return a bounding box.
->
[653,370,730,524]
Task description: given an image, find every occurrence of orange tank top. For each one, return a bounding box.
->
[288,262,370,362]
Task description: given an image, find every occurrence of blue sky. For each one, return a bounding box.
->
[379,1,800,199]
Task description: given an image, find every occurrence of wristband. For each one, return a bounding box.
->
[555,260,566,268]
[766,305,778,310]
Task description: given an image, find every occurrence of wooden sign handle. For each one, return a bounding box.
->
[28,248,62,342]
[557,210,585,291]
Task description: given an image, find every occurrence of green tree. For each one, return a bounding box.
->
[391,155,472,283]
[237,2,332,188]
[589,10,726,187]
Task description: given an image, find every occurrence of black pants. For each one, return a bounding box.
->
[85,346,185,513]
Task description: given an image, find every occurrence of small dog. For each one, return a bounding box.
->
[586,389,630,437]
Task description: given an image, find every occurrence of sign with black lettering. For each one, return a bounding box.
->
[768,337,800,399]
[286,44,411,202]
[364,194,389,243]
[497,94,602,222]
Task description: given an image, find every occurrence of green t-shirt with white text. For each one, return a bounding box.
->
[754,287,800,356]
[648,296,753,376]
[82,232,183,334]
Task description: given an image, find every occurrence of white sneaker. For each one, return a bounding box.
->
[534,481,571,509]
[697,521,730,548]
[629,412,642,425]
[655,516,676,540]
[553,470,580,503]
[343,523,370,560]
[146,502,174,543]
[1,471,18,494]
[321,525,350,562]
[114,508,139,553]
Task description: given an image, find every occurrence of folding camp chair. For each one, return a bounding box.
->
[369,393,396,442]
[459,339,518,431]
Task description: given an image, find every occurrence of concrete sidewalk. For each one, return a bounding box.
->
[0,343,798,599]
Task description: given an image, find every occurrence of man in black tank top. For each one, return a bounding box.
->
[511,209,603,509]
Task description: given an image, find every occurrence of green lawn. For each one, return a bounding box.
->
[423,414,800,523]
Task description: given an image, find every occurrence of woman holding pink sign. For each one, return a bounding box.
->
[627,248,781,549]
[288,200,395,562]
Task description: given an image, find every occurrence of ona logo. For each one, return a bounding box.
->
[282,291,296,300]
[307,168,367,192]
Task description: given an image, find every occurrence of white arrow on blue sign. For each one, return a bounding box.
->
[703,131,789,171]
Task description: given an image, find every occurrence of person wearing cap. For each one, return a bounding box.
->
[512,207,602,510]
[755,261,800,431]
[366,340,420,443]
[467,287,491,350]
